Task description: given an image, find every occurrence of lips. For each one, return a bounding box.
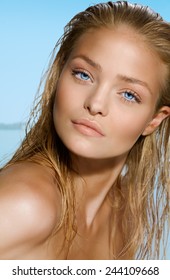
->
[72,119,104,137]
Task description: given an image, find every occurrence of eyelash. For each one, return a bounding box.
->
[72,69,93,83]
[120,90,141,104]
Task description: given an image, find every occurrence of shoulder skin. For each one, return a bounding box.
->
[0,161,61,259]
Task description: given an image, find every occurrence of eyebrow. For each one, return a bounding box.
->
[72,54,102,72]
[117,74,152,95]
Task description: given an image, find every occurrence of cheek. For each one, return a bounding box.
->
[54,83,87,122]
[110,110,152,141]
[53,89,68,139]
[53,84,71,120]
[53,86,65,129]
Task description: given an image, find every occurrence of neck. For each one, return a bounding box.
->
[71,154,127,228]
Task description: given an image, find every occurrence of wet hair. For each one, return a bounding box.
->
[2,1,170,259]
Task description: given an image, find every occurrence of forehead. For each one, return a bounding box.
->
[72,25,154,55]
[69,27,167,91]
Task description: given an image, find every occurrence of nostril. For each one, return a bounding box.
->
[86,105,103,116]
[84,97,108,116]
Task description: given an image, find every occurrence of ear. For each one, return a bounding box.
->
[142,106,170,136]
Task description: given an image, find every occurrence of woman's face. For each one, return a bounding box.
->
[53,27,166,161]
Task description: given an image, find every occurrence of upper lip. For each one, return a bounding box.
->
[72,119,105,136]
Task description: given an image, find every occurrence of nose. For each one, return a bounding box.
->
[84,85,109,116]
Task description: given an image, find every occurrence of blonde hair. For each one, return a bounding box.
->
[2,1,170,259]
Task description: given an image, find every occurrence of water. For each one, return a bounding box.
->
[0,128,25,167]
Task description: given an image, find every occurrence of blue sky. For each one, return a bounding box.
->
[0,0,170,123]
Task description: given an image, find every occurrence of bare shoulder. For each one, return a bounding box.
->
[0,161,61,259]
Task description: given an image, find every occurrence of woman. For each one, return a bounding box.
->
[0,1,170,260]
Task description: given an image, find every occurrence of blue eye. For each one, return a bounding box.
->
[124,91,135,100]
[72,70,91,81]
[122,91,140,103]
[79,72,90,80]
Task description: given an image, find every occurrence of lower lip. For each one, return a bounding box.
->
[72,123,103,137]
